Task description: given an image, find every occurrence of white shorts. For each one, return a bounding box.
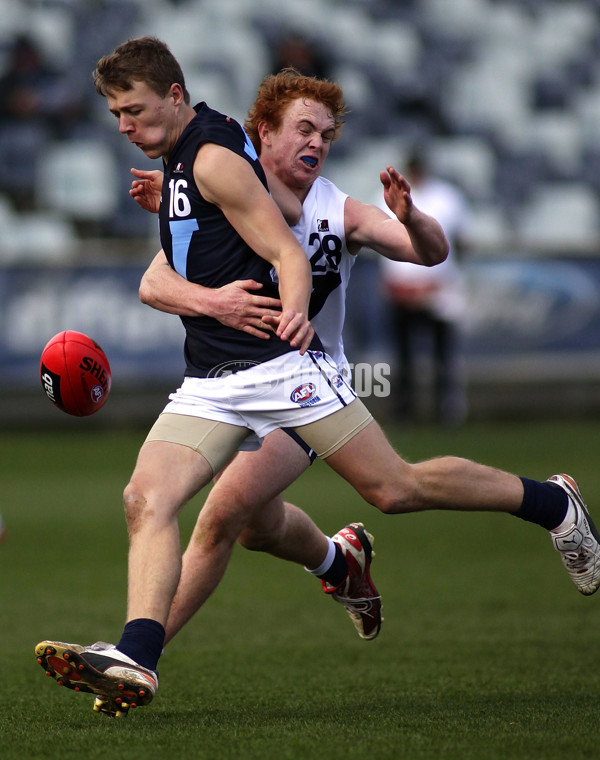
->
[161,349,357,439]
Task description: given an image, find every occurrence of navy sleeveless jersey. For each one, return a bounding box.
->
[159,103,319,377]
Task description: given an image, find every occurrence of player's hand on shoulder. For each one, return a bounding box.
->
[380,165,414,224]
[130,168,163,214]
[212,280,282,339]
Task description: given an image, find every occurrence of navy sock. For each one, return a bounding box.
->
[513,477,568,530]
[317,544,347,587]
[116,618,165,672]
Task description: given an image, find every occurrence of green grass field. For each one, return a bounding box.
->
[1,420,600,760]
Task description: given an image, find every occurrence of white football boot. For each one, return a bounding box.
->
[548,474,600,595]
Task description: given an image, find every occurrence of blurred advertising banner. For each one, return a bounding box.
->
[0,265,185,390]
[2,257,600,392]
[462,256,600,380]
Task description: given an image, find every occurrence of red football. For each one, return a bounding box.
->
[40,330,112,417]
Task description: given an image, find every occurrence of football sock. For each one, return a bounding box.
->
[321,544,348,587]
[513,477,569,531]
[550,501,577,534]
[306,536,336,576]
[306,538,348,587]
[116,618,165,671]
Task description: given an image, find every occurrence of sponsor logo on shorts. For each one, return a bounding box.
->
[290,382,321,407]
[332,374,344,388]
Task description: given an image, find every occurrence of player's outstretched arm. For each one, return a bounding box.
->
[193,144,314,353]
[140,250,283,338]
[344,165,449,266]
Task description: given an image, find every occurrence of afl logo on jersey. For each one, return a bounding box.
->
[290,382,320,407]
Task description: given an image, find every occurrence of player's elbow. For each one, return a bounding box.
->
[138,277,156,307]
[424,240,449,267]
[438,240,450,264]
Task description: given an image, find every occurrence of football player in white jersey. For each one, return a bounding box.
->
[131,68,600,663]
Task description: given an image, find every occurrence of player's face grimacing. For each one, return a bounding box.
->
[107,80,182,160]
[263,98,335,198]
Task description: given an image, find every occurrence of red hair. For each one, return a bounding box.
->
[245,67,346,154]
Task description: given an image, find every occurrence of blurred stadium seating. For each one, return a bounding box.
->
[0,0,598,256]
[3,0,600,425]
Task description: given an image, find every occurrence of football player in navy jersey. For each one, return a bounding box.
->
[130,72,434,651]
[36,40,600,718]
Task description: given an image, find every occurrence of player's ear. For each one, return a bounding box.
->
[258,120,272,146]
[169,82,185,107]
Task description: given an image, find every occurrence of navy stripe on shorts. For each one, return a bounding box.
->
[282,427,317,465]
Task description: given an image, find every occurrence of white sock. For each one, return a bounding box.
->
[550,500,577,534]
[305,537,336,575]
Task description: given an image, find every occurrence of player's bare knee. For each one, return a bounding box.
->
[238,501,286,552]
[237,524,274,551]
[364,478,421,514]
[238,527,275,552]
[122,483,148,533]
[237,528,259,551]
[194,510,238,551]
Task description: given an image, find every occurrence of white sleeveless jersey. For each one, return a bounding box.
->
[291,176,355,377]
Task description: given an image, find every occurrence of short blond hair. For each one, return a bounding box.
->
[94,36,190,104]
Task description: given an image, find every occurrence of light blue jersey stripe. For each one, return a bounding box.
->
[170,218,199,278]
[243,129,258,160]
